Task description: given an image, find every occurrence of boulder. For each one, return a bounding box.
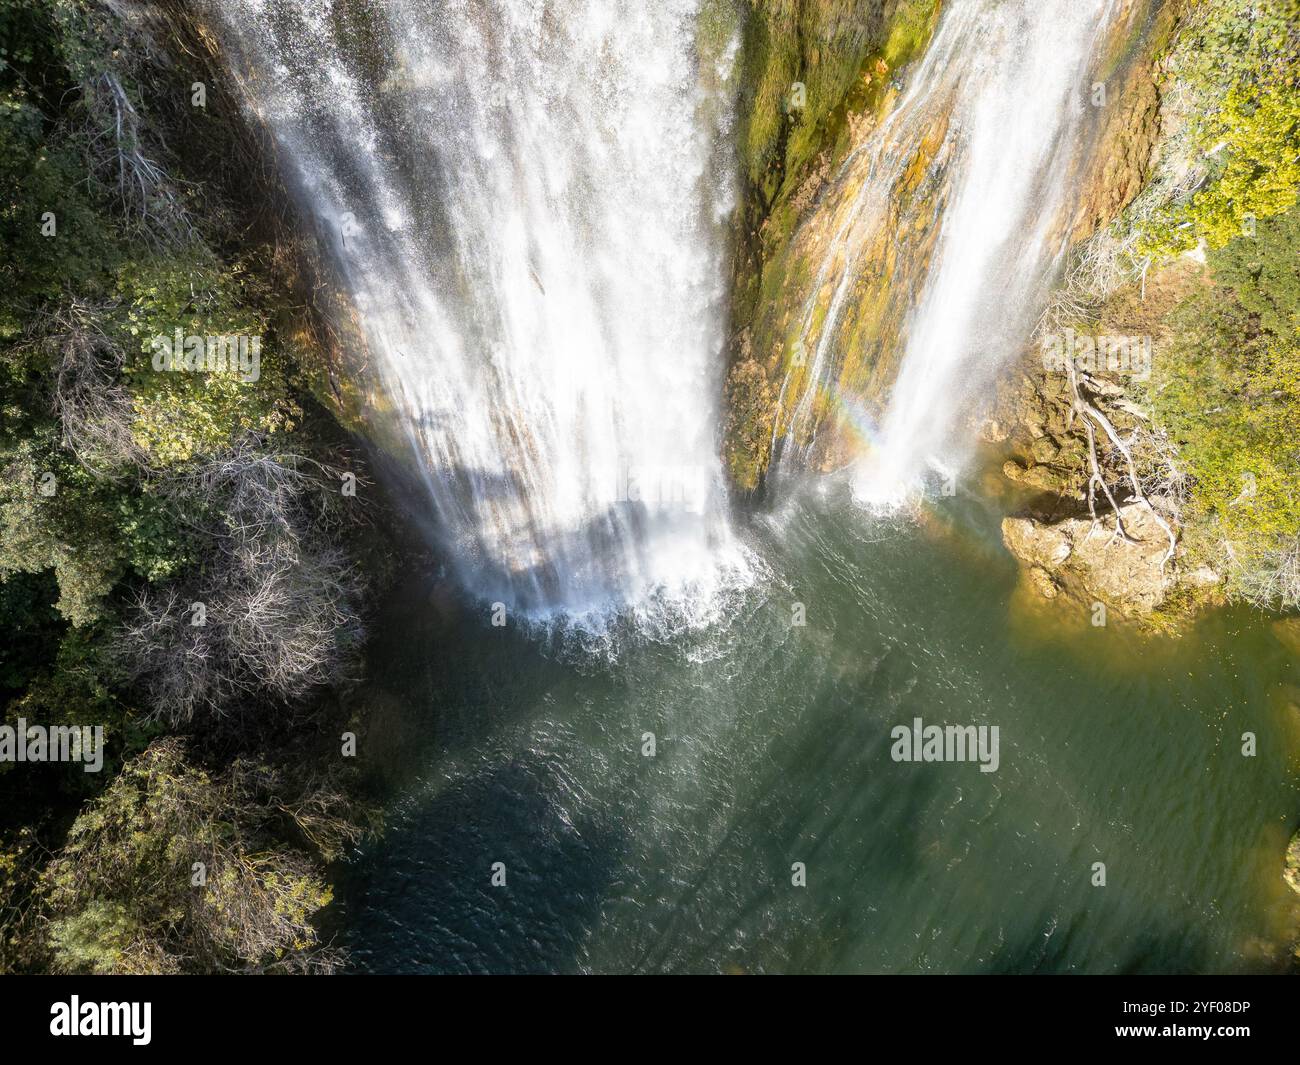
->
[1002,502,1173,615]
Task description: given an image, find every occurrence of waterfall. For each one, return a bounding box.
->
[207,0,750,624]
[777,0,1121,506]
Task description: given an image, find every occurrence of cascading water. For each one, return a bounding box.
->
[776,0,1121,506]
[207,0,751,624]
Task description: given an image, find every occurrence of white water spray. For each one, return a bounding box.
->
[780,0,1120,507]
[209,0,750,624]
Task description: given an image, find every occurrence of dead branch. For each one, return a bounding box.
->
[81,71,195,248]
[45,299,153,477]
[1064,356,1179,564]
[114,441,368,724]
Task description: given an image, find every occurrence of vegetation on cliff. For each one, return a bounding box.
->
[1137,0,1299,257]
[1146,209,1300,607]
[997,0,1298,621]
[1135,0,1299,609]
[44,738,372,974]
[0,0,387,972]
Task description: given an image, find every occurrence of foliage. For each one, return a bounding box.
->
[0,0,380,974]
[1138,0,1299,257]
[43,738,356,974]
[0,0,365,657]
[114,257,300,466]
[0,570,62,697]
[0,1,116,331]
[0,824,52,972]
[0,394,196,626]
[1146,208,1300,605]
[1209,201,1300,335]
[2,626,153,798]
[0,425,126,626]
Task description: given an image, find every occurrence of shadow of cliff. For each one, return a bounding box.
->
[340,756,625,974]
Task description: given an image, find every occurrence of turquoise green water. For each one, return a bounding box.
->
[339,479,1300,973]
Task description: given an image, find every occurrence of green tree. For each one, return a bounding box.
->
[1146,208,1300,605]
[44,738,358,974]
[1140,0,1300,257]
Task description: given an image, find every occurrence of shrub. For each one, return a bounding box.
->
[1138,0,1299,258]
[113,443,367,724]
[44,738,357,974]
[1146,208,1300,605]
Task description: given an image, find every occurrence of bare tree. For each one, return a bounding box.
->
[1228,536,1300,612]
[114,441,368,723]
[1064,358,1179,565]
[79,69,195,249]
[46,299,151,476]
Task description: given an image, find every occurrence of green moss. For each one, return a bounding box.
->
[738,0,938,196]
[723,0,941,490]
[1095,0,1167,85]
[698,0,744,68]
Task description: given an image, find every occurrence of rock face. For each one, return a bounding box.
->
[1064,0,1171,243]
[719,1,944,492]
[986,1,1194,625]
[1002,503,1174,616]
[719,0,1173,495]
